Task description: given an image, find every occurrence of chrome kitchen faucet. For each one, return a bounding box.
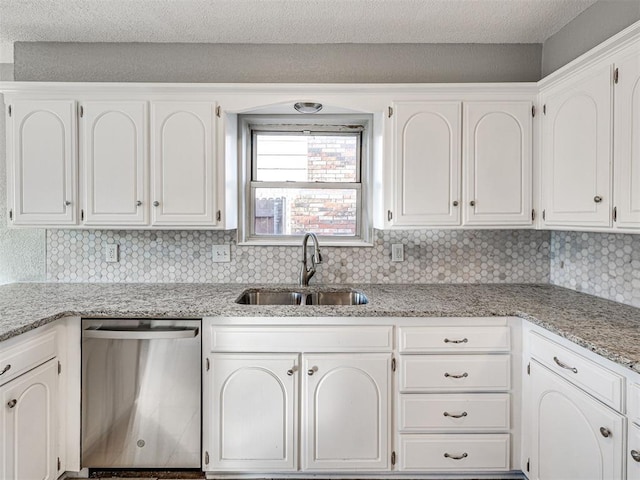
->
[300,232,323,286]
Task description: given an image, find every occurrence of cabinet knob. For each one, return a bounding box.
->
[452,201,459,207]
[0,364,10,376]
[307,366,317,376]
[153,201,160,207]
[136,200,143,207]
[7,399,16,409]
[469,200,475,207]
[631,450,640,462]
[594,195,603,203]
[287,368,295,376]
[64,200,71,206]
[599,427,612,438]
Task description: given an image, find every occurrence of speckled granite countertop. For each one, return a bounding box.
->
[1,282,639,374]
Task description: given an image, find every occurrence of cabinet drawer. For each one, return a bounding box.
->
[529,331,623,411]
[399,326,510,353]
[399,355,510,392]
[399,393,510,432]
[0,330,57,386]
[209,325,393,352]
[398,434,510,471]
[629,423,640,480]
[629,383,640,426]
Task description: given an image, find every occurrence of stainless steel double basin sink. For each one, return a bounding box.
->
[236,288,368,306]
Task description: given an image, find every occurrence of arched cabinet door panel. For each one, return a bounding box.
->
[613,48,640,229]
[302,353,391,471]
[151,102,217,226]
[81,102,148,226]
[541,66,612,227]
[0,359,59,480]
[206,354,298,472]
[392,102,462,226]
[8,100,77,225]
[464,102,532,226]
[529,360,624,480]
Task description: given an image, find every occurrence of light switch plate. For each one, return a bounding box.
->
[391,243,404,262]
[212,244,231,263]
[105,244,119,263]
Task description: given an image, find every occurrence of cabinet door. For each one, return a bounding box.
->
[8,100,77,225]
[302,353,390,471]
[151,102,216,226]
[613,49,640,228]
[542,66,612,227]
[529,360,624,480]
[206,354,298,471]
[393,102,461,226]
[464,101,532,226]
[0,359,59,480]
[629,422,640,480]
[81,101,148,226]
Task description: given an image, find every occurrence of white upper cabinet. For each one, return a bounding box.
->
[7,100,77,225]
[392,101,462,226]
[463,102,532,226]
[613,47,640,229]
[391,99,533,228]
[541,65,613,228]
[151,102,217,226]
[80,102,148,226]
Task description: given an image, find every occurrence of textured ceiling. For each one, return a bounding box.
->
[0,0,598,59]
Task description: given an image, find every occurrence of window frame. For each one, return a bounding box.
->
[238,114,373,246]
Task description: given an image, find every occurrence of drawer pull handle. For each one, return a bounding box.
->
[7,399,17,409]
[444,338,468,344]
[553,356,578,373]
[600,427,612,438]
[444,372,468,379]
[443,411,468,419]
[444,452,468,460]
[631,450,640,462]
[0,364,10,376]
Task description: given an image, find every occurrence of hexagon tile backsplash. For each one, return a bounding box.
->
[46,229,550,284]
[550,231,640,308]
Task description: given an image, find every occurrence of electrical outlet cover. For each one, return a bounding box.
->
[212,244,231,263]
[391,243,404,262]
[105,244,119,263]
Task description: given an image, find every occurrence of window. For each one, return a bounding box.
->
[239,115,372,245]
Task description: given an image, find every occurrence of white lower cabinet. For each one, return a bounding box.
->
[399,433,510,471]
[0,359,59,480]
[208,354,298,471]
[302,354,390,471]
[529,359,624,480]
[629,422,640,479]
[204,323,392,474]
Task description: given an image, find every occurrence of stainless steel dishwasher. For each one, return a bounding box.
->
[81,319,201,469]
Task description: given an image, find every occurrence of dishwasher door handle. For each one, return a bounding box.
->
[83,326,199,340]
